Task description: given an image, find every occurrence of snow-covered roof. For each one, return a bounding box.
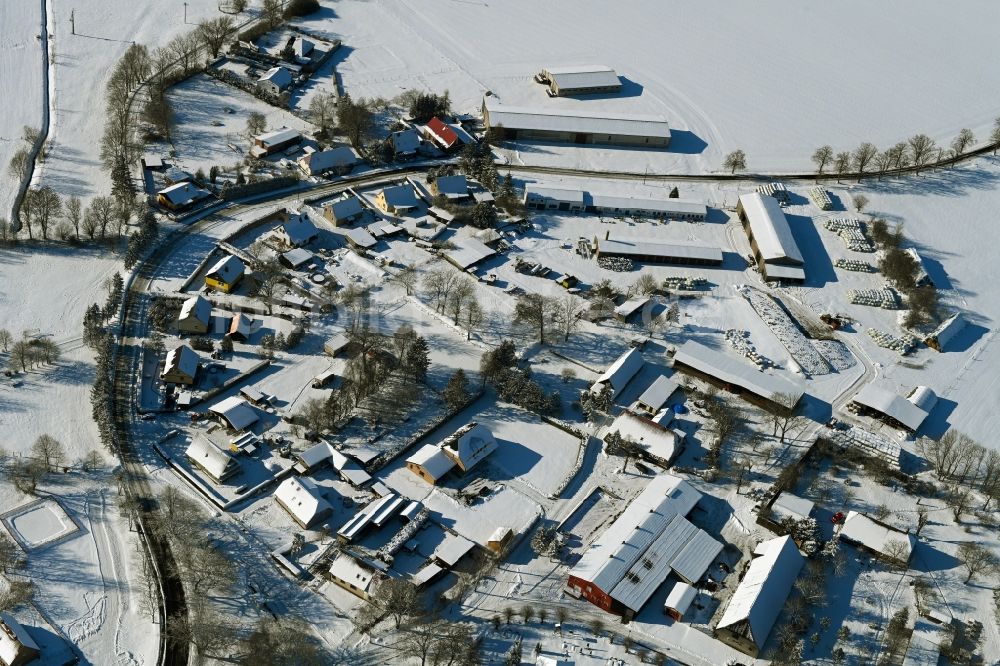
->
[162,345,199,380]
[598,237,723,263]
[759,263,806,281]
[593,347,644,396]
[672,341,804,409]
[179,294,211,327]
[328,553,376,594]
[255,127,302,148]
[208,396,259,431]
[391,128,421,153]
[274,475,333,527]
[569,474,710,612]
[671,528,724,584]
[412,562,445,586]
[716,535,804,651]
[615,296,651,319]
[325,333,350,354]
[637,375,679,411]
[281,247,313,268]
[239,385,266,404]
[588,193,707,217]
[280,212,318,246]
[484,97,670,140]
[738,192,803,265]
[338,492,402,541]
[523,185,586,205]
[295,37,314,57]
[327,195,364,220]
[158,181,208,207]
[0,612,38,665]
[543,64,620,91]
[839,511,916,563]
[206,255,245,284]
[441,423,497,472]
[433,174,468,197]
[770,491,814,522]
[907,386,938,414]
[664,581,697,616]
[185,436,239,482]
[228,313,254,338]
[433,532,476,567]
[402,216,446,241]
[853,384,930,432]
[903,619,945,666]
[380,184,420,209]
[444,237,496,270]
[608,411,680,465]
[344,226,378,249]
[926,313,966,350]
[298,146,358,175]
[258,66,293,89]
[406,443,457,482]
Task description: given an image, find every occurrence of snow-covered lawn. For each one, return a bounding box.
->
[0,1,43,215]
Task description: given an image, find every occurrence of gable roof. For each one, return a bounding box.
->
[852,384,930,432]
[0,612,39,665]
[608,411,680,464]
[433,174,468,197]
[206,255,245,285]
[280,211,318,245]
[275,475,333,526]
[425,117,460,148]
[839,511,917,563]
[259,66,293,89]
[158,181,208,207]
[738,192,803,265]
[380,184,420,209]
[443,237,496,269]
[544,65,620,90]
[673,341,804,409]
[299,146,359,175]
[327,195,364,220]
[228,313,254,338]
[716,535,804,651]
[185,435,239,482]
[406,443,457,481]
[255,127,302,148]
[163,345,199,379]
[484,97,670,141]
[594,347,644,396]
[391,129,421,153]
[441,423,497,472]
[328,553,376,594]
[179,294,212,326]
[209,396,259,431]
[637,375,679,411]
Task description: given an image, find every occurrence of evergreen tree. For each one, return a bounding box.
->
[442,369,470,412]
[405,335,430,383]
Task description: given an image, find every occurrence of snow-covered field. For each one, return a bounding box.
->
[296,0,1000,173]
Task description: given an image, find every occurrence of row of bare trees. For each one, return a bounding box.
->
[920,430,1000,517]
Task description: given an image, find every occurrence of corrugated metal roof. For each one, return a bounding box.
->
[588,193,707,217]
[637,375,679,411]
[524,185,586,204]
[256,127,301,147]
[543,65,620,91]
[599,237,723,263]
[716,535,804,650]
[484,98,669,139]
[738,193,803,265]
[673,341,804,408]
[671,529,724,584]
[663,581,697,615]
[853,384,929,432]
[610,514,696,611]
[594,347,645,395]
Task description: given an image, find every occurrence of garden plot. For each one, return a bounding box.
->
[737,285,831,375]
[2,498,80,550]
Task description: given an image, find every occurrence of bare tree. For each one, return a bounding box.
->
[991,117,1000,155]
[0,329,11,352]
[246,111,266,138]
[252,259,285,315]
[422,268,459,314]
[812,145,833,177]
[946,484,973,523]
[8,148,29,182]
[514,293,557,344]
[873,149,894,180]
[722,149,747,174]
[65,195,82,238]
[554,293,584,342]
[196,16,235,58]
[461,297,485,341]
[31,185,62,240]
[0,532,25,574]
[833,151,852,183]
[852,142,878,180]
[851,194,870,214]
[950,128,975,159]
[31,435,65,471]
[915,507,929,535]
[957,541,998,584]
[308,92,338,138]
[261,0,283,28]
[908,134,936,171]
[447,278,475,324]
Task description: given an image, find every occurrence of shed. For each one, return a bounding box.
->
[636,375,679,415]
[839,511,916,566]
[770,492,814,523]
[443,237,496,270]
[157,182,209,211]
[344,226,377,250]
[324,333,350,357]
[851,384,931,433]
[432,532,475,568]
[924,313,966,352]
[615,296,652,321]
[0,612,40,666]
[280,247,314,269]
[541,65,621,96]
[607,411,681,468]
[736,193,805,283]
[663,581,697,621]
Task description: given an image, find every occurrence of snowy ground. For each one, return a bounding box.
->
[296,0,1000,173]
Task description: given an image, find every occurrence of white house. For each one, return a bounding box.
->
[258,66,294,96]
[208,396,259,432]
[277,210,319,247]
[274,476,333,528]
[298,146,359,176]
[185,436,240,483]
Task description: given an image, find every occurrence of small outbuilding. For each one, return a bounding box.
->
[663,581,697,621]
[208,396,259,432]
[257,66,294,96]
[157,182,209,211]
[0,612,40,666]
[839,511,916,567]
[592,347,644,397]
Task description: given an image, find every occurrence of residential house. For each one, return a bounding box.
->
[390,129,421,158]
[204,255,245,293]
[227,313,254,341]
[157,182,209,211]
[323,195,365,226]
[185,435,241,484]
[274,476,333,528]
[297,146,359,176]
[423,117,463,151]
[277,210,319,247]
[375,184,420,215]
[161,345,199,385]
[431,174,469,201]
[176,295,212,334]
[328,553,377,600]
[258,66,294,96]
[406,443,457,484]
[440,423,497,473]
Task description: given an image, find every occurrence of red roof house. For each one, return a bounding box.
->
[424,117,461,150]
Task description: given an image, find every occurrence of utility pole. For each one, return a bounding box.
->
[70,9,75,35]
[183,2,188,23]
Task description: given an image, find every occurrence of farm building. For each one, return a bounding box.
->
[487,527,514,554]
[607,410,682,468]
[157,181,209,211]
[298,146,359,176]
[924,313,966,351]
[523,185,585,212]
[636,375,680,415]
[736,193,805,283]
[838,511,916,566]
[324,333,350,357]
[276,210,319,247]
[482,97,670,147]
[390,128,421,158]
[161,345,199,385]
[251,128,302,157]
[257,66,294,96]
[323,195,365,226]
[596,235,723,266]
[850,384,932,433]
[208,396,259,432]
[406,444,457,484]
[176,294,212,334]
[343,226,378,250]
[614,295,651,322]
[591,347,644,397]
[294,442,372,486]
[714,535,804,657]
[204,255,245,293]
[274,476,333,528]
[0,612,40,666]
[431,175,469,200]
[185,436,240,484]
[671,340,804,413]
[422,117,465,151]
[663,581,697,621]
[328,553,377,600]
[375,184,420,215]
[539,65,622,96]
[443,237,496,270]
[523,185,706,220]
[566,474,723,618]
[907,386,938,414]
